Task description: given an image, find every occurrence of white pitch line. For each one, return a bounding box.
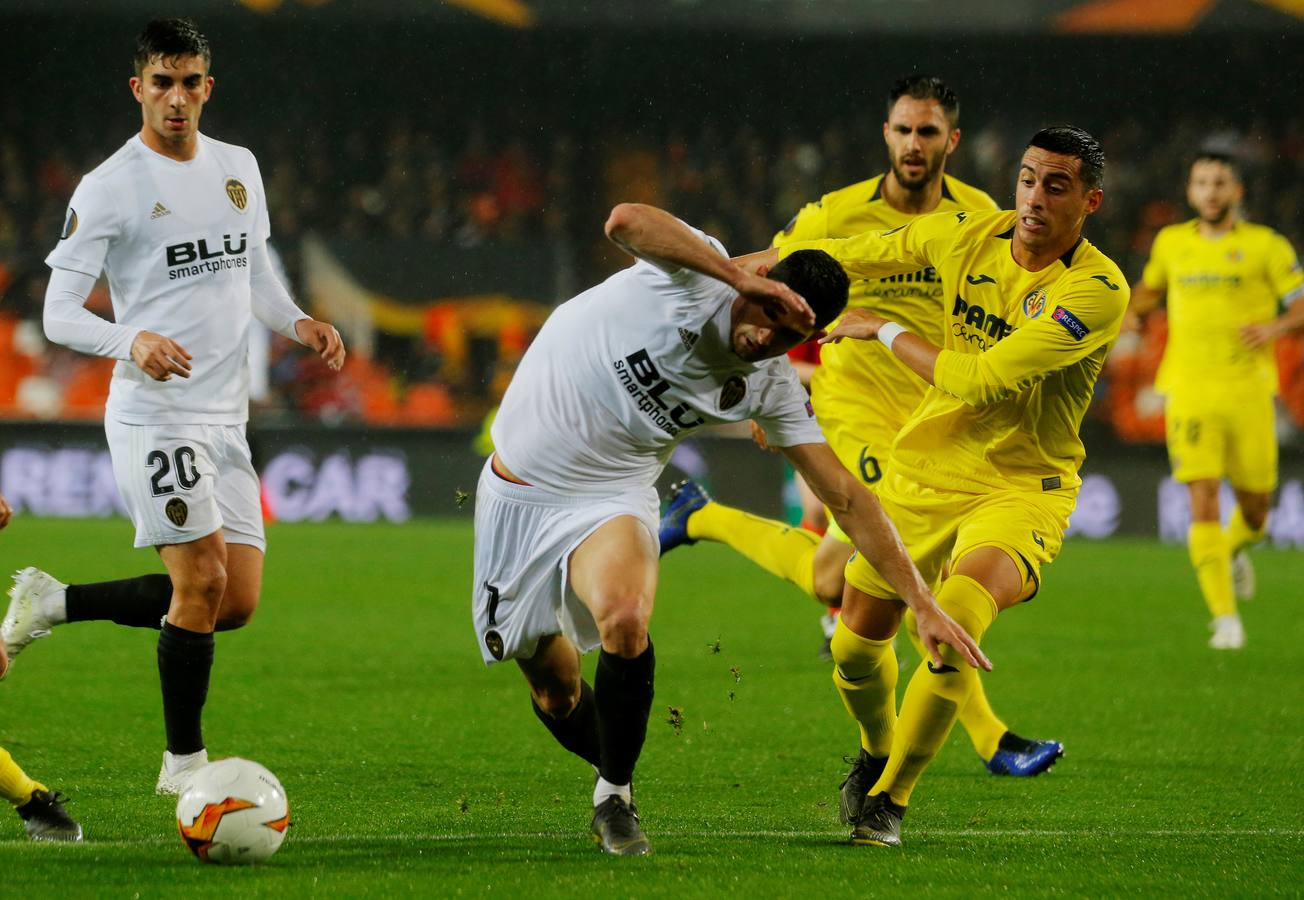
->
[4,828,1302,849]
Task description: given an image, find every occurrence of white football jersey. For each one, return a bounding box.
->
[46,133,271,424]
[492,228,825,494]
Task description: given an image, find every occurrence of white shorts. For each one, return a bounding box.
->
[106,419,266,551]
[471,459,659,665]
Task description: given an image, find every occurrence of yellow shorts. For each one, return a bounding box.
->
[1164,391,1277,492]
[844,470,1075,602]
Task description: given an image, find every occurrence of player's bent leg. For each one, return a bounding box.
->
[569,516,657,856]
[812,532,854,607]
[902,608,1005,764]
[214,543,264,631]
[862,550,1013,844]
[830,585,902,825]
[1186,480,1242,647]
[680,494,823,601]
[1228,490,1270,603]
[517,634,601,768]
[3,566,178,677]
[154,531,227,795]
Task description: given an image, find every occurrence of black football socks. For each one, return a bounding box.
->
[594,640,656,787]
[66,575,172,629]
[532,680,601,767]
[157,621,214,755]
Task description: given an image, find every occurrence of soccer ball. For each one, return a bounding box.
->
[176,758,290,864]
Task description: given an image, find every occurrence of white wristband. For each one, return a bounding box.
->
[878,321,907,352]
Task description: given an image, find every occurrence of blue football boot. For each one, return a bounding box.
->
[658,480,712,556]
[985,731,1064,777]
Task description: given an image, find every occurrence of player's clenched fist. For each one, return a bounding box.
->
[294,319,346,372]
[130,331,192,381]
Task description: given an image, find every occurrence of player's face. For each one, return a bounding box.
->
[1014,147,1103,253]
[882,97,959,190]
[1187,160,1242,225]
[130,54,213,148]
[730,298,814,362]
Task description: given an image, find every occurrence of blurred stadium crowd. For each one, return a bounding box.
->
[0,25,1301,440]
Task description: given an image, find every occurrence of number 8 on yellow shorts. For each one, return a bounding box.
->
[1164,390,1277,493]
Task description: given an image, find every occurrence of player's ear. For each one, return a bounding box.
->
[1084,188,1104,215]
[130,77,142,102]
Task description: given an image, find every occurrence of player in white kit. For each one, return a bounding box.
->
[475,202,990,855]
[0,19,345,794]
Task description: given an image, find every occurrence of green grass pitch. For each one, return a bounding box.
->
[0,518,1301,896]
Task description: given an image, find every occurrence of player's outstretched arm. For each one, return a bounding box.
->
[782,442,992,671]
[604,204,814,328]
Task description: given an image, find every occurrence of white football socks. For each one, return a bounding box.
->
[593,777,631,806]
[163,748,208,774]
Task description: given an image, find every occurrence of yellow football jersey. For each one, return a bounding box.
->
[1142,219,1304,397]
[781,209,1129,496]
[774,175,998,454]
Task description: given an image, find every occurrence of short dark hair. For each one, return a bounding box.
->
[1026,125,1105,191]
[768,250,850,331]
[134,18,211,75]
[887,75,960,128]
[1190,151,1242,182]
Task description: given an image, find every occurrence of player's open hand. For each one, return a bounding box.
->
[131,331,192,381]
[736,271,815,330]
[1240,322,1278,350]
[819,309,886,345]
[0,491,11,530]
[295,319,346,372]
[913,603,993,672]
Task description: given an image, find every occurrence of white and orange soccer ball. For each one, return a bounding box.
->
[176,758,290,864]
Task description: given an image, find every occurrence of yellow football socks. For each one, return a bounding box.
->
[0,746,43,807]
[687,502,819,599]
[829,618,898,757]
[874,576,997,807]
[1189,521,1235,618]
[1226,507,1266,556]
[904,609,1007,761]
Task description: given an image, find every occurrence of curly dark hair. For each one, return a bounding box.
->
[134,18,211,75]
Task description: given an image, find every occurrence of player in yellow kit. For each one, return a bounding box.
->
[753,126,1127,847]
[1130,153,1304,650]
[662,76,1062,778]
[0,492,82,842]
